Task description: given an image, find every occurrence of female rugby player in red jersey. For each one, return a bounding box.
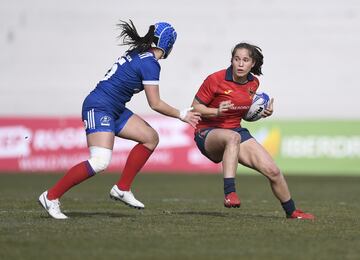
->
[192,42,314,219]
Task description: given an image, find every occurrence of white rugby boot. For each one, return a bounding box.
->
[38,191,68,219]
[109,185,145,209]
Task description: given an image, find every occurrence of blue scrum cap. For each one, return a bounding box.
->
[153,22,177,59]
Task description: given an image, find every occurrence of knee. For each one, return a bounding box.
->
[88,156,111,173]
[226,133,241,147]
[143,129,159,150]
[265,165,282,182]
[88,146,112,173]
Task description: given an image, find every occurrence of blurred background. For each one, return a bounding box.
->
[1,0,360,174]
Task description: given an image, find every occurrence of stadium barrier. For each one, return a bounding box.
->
[0,116,220,173]
[0,117,359,175]
[241,120,360,175]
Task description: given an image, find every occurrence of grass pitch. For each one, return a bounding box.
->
[0,173,359,260]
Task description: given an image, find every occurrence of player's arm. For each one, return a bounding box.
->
[191,98,233,117]
[144,84,201,128]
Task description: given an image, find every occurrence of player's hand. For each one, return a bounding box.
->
[180,108,201,128]
[262,98,274,118]
[217,100,234,116]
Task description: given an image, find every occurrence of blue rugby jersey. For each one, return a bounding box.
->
[86,50,161,116]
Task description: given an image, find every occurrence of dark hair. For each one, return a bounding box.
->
[117,20,155,53]
[231,42,264,75]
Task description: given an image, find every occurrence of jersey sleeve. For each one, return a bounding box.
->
[140,58,161,85]
[195,75,217,105]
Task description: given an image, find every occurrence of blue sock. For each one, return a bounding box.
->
[224,178,236,195]
[281,199,296,216]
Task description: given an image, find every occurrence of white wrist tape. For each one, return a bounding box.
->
[179,107,193,120]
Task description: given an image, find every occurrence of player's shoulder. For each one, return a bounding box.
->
[243,72,260,85]
[138,51,160,65]
[210,68,227,78]
[206,69,227,82]
[138,51,156,60]
[246,74,260,93]
[126,50,160,74]
[141,54,161,75]
[250,74,260,86]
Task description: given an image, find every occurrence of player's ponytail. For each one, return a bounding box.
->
[117,20,155,54]
[231,42,264,76]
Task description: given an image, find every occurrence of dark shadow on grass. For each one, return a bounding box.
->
[175,211,229,217]
[232,213,284,220]
[174,211,283,220]
[65,211,135,218]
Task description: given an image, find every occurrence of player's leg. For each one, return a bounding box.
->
[238,138,290,201]
[116,112,159,190]
[109,110,159,209]
[237,137,314,219]
[197,129,241,207]
[204,129,240,177]
[46,132,114,198]
[39,107,115,219]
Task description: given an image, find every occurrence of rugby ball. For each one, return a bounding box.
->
[243,92,270,122]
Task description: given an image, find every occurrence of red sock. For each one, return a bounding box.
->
[117,144,153,191]
[47,161,95,200]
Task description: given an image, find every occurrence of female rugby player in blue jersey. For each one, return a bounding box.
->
[39,20,201,219]
[192,42,314,219]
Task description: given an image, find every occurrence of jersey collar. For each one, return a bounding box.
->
[225,66,254,84]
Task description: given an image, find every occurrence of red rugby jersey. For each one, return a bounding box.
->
[195,67,259,130]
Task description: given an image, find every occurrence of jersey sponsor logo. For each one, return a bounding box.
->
[100,116,111,126]
[230,105,250,110]
[224,90,233,95]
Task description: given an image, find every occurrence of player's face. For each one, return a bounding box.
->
[231,48,255,82]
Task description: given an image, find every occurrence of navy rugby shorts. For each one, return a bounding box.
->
[82,98,133,135]
[194,127,253,163]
